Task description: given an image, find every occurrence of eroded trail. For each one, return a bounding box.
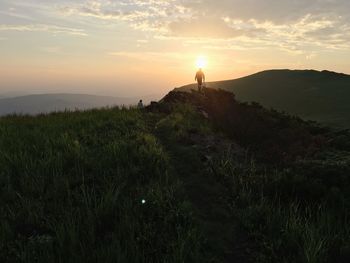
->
[147,110,251,263]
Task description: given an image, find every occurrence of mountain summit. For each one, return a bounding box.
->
[178,69,350,128]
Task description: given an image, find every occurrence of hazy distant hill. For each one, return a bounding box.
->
[0,94,155,116]
[178,69,350,128]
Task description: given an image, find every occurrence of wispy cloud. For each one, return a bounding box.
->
[0,9,34,21]
[0,24,87,36]
[58,0,190,33]
[183,0,350,23]
[54,0,350,55]
[168,16,263,38]
[108,51,185,61]
[246,14,350,51]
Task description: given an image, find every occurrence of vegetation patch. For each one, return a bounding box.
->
[1,89,350,262]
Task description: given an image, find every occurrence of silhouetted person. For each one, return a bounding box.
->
[138,100,144,109]
[195,68,205,92]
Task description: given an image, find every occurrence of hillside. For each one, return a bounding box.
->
[0,94,156,116]
[1,88,350,262]
[178,69,350,128]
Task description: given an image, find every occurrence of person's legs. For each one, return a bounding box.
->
[198,80,202,92]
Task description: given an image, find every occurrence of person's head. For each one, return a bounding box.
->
[139,99,142,103]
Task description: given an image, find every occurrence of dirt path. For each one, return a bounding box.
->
[153,128,251,263]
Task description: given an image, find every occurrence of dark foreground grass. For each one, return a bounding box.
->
[0,108,202,263]
[1,94,350,263]
[150,95,350,263]
[209,151,350,263]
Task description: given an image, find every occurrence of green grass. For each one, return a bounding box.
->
[209,147,350,262]
[0,108,203,263]
[1,95,350,262]
[151,93,350,262]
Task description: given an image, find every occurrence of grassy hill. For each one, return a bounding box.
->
[1,88,350,262]
[178,69,350,128]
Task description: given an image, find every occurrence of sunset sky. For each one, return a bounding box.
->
[1,0,350,97]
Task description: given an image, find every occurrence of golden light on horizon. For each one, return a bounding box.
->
[195,55,208,69]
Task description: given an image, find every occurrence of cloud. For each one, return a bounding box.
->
[56,0,350,41]
[259,14,350,50]
[168,16,263,38]
[108,51,184,60]
[183,0,350,23]
[0,9,35,21]
[0,24,87,36]
[55,0,350,53]
[58,0,188,33]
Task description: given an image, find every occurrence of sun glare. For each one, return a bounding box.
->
[195,56,208,69]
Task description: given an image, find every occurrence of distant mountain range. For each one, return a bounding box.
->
[0,94,158,116]
[178,69,350,128]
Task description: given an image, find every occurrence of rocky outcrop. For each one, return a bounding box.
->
[149,87,329,163]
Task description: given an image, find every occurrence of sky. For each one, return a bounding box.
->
[1,0,350,97]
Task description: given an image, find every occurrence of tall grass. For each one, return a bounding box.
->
[0,108,203,262]
[210,146,350,262]
[1,100,350,262]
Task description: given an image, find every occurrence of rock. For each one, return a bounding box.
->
[200,110,209,119]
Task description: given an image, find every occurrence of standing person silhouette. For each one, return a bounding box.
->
[195,68,205,92]
[137,99,144,109]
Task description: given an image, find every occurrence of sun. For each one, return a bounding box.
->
[195,55,208,69]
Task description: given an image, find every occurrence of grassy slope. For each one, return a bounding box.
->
[1,89,350,262]
[152,89,350,262]
[0,108,203,263]
[178,70,350,128]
